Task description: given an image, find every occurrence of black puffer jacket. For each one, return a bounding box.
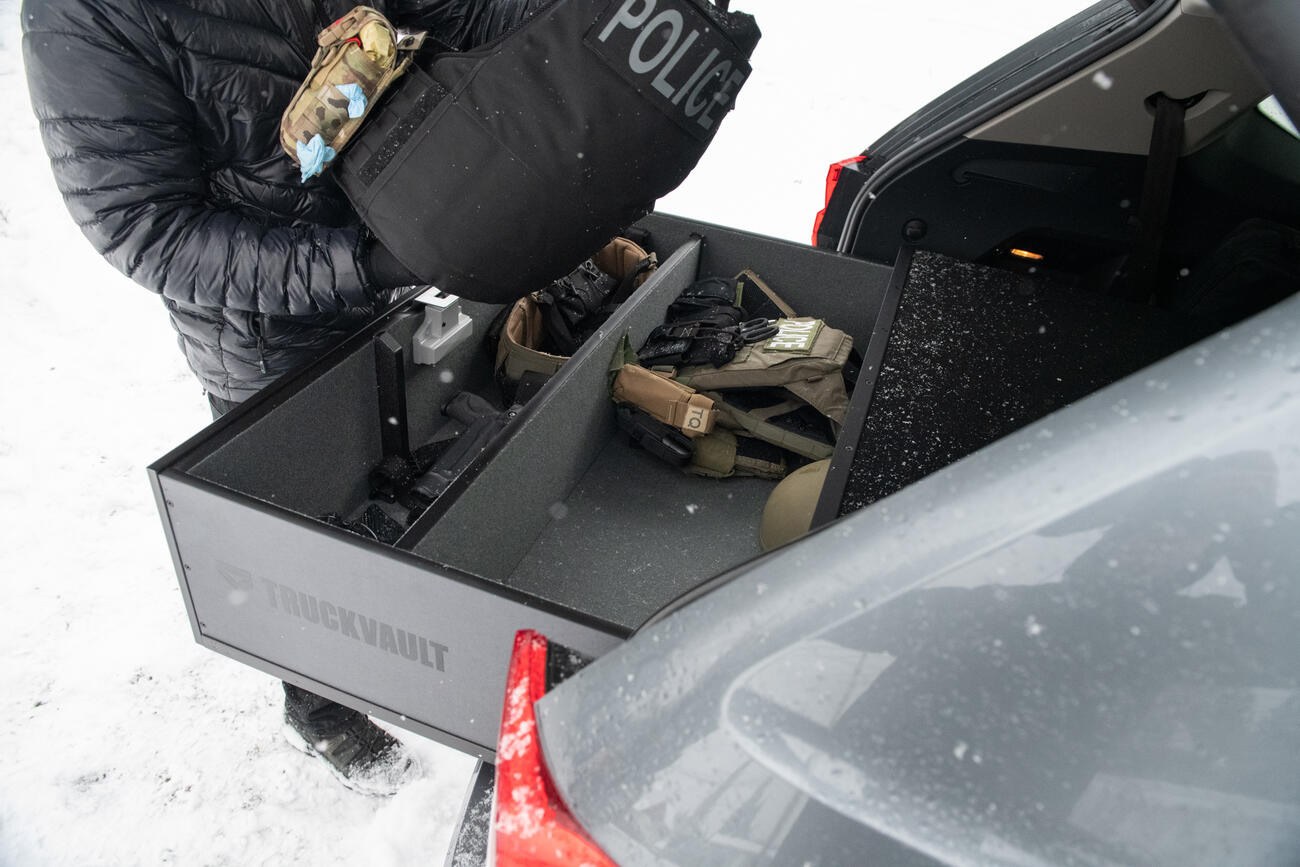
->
[23,0,541,400]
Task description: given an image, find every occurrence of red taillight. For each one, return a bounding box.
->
[493,630,617,867]
[811,155,868,246]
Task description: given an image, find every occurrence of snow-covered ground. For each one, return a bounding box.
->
[0,1,1089,863]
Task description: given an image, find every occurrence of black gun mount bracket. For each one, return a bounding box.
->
[373,330,411,461]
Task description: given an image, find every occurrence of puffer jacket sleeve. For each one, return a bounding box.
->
[22,0,375,316]
[394,0,552,50]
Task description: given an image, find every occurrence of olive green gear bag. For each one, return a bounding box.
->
[673,317,854,432]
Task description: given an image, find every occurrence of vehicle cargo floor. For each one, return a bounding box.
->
[506,434,774,630]
[835,251,1193,516]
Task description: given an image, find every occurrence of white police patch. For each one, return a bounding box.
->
[585,0,751,141]
[764,318,823,354]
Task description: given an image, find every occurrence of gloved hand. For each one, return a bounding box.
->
[364,238,422,292]
[534,258,618,356]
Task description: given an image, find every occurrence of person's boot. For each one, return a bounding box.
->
[282,707,420,797]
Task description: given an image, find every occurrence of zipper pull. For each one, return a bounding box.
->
[254,326,269,374]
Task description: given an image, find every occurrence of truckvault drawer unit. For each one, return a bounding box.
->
[149,213,894,757]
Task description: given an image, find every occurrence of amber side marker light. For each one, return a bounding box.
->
[492,629,618,867]
[1009,248,1045,261]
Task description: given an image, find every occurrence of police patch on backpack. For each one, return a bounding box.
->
[336,0,760,303]
[280,6,425,182]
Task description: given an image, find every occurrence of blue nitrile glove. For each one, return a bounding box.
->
[336,83,368,119]
[296,134,337,183]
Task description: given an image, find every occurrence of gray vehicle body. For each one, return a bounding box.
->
[537,295,1300,865]
[528,0,1300,864]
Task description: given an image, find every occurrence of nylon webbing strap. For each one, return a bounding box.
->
[735,268,796,319]
[688,429,786,479]
[1116,93,1187,302]
[745,398,805,422]
[705,392,835,461]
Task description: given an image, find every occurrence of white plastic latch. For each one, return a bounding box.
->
[412,288,473,365]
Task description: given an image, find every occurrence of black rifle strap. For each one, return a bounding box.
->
[1115,93,1187,302]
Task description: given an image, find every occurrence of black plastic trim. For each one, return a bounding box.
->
[545,639,595,691]
[443,760,496,867]
[812,246,912,529]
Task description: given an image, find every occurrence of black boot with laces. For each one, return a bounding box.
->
[282,684,419,796]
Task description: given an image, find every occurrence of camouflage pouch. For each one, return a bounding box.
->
[280,6,425,180]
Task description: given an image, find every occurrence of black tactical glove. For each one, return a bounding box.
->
[534,258,619,356]
[639,271,783,368]
[639,306,749,368]
[364,238,422,293]
[666,276,741,321]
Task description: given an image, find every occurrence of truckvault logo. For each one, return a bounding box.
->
[586,0,751,140]
[217,561,448,672]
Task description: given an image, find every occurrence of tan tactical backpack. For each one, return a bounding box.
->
[494,237,657,386]
[280,6,424,179]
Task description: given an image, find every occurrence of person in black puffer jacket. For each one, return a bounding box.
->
[23,0,546,794]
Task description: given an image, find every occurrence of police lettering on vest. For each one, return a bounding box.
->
[586,0,752,140]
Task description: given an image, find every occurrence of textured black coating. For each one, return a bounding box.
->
[839,251,1192,515]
